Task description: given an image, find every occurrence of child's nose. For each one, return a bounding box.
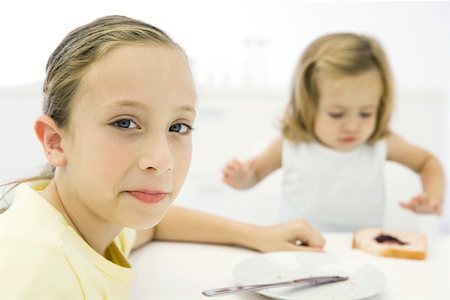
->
[342,116,360,132]
[137,134,174,173]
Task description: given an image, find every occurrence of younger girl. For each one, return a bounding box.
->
[0,16,325,299]
[223,33,445,232]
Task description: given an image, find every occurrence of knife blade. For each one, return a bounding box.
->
[202,275,349,297]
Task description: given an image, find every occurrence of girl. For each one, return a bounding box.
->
[223,33,445,232]
[0,15,325,299]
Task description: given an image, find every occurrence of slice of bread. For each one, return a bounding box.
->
[352,228,427,260]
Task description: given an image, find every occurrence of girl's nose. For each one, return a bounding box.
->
[342,116,360,133]
[137,135,174,173]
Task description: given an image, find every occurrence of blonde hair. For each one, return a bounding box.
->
[1,15,183,204]
[281,32,394,143]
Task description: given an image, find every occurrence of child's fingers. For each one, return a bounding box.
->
[223,165,245,178]
[399,201,413,210]
[223,159,238,169]
[417,196,426,206]
[292,222,326,249]
[222,177,233,186]
[227,159,243,171]
[222,161,236,173]
[400,199,442,215]
[223,165,238,174]
[222,177,242,189]
[286,243,323,252]
[222,164,234,174]
[422,202,442,215]
[221,165,231,174]
[221,167,234,178]
[222,170,238,183]
[222,171,230,180]
[400,200,425,211]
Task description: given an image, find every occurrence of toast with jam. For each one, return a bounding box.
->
[352,228,427,260]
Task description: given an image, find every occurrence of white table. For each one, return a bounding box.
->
[129,233,450,300]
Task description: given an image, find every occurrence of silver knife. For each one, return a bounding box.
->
[202,275,349,297]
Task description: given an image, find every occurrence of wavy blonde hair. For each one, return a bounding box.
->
[281,33,394,143]
[1,15,184,207]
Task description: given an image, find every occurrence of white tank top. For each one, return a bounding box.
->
[281,139,387,232]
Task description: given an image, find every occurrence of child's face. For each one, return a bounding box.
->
[59,44,196,229]
[314,69,382,151]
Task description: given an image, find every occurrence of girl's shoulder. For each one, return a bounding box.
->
[0,183,75,257]
[0,233,81,298]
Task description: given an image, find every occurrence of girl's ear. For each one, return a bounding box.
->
[34,115,67,167]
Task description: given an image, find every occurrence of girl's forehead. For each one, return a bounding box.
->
[318,68,381,85]
[317,70,382,107]
[77,44,195,102]
[85,44,189,80]
[318,69,382,91]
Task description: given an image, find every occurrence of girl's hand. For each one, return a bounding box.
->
[222,158,257,190]
[250,219,326,253]
[399,193,443,215]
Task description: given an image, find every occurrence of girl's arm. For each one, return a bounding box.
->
[222,136,283,189]
[133,206,325,252]
[387,132,445,214]
[253,135,283,182]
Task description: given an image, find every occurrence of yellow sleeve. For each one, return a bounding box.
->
[0,244,83,299]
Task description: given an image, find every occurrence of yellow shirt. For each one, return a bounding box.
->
[0,182,137,299]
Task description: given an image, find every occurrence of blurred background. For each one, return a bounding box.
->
[0,1,449,233]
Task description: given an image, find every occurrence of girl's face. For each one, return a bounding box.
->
[59,44,196,229]
[314,69,382,151]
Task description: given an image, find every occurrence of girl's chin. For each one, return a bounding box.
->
[128,217,164,230]
[123,198,174,229]
[118,209,166,230]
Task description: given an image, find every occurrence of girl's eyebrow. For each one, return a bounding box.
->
[326,104,378,110]
[360,105,378,110]
[106,100,147,110]
[179,105,197,115]
[106,100,196,115]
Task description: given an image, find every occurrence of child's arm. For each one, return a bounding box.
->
[387,132,445,215]
[133,205,325,252]
[222,136,283,190]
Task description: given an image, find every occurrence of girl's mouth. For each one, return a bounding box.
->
[127,190,168,204]
[340,136,356,143]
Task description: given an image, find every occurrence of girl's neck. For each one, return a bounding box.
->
[40,180,122,257]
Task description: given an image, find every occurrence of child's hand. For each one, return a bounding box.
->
[399,193,443,215]
[251,219,326,253]
[222,158,257,190]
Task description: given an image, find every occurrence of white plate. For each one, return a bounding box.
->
[233,251,385,300]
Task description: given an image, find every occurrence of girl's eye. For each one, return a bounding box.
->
[112,118,139,129]
[328,112,344,119]
[360,112,374,118]
[169,123,192,134]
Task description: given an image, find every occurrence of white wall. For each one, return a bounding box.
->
[0,1,448,91]
[0,1,448,232]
